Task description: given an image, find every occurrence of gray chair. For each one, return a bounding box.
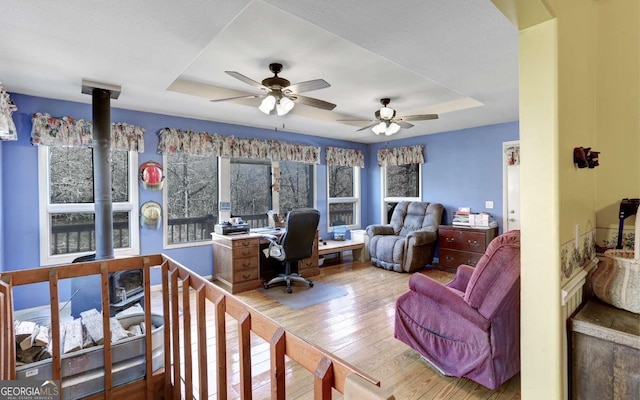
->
[262,208,320,293]
[366,201,444,272]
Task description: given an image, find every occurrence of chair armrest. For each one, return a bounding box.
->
[408,273,488,328]
[366,225,395,237]
[261,233,279,243]
[406,228,437,245]
[447,264,474,292]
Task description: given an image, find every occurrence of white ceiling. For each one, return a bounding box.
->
[0,0,518,144]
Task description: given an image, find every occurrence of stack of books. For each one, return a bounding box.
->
[452,208,498,228]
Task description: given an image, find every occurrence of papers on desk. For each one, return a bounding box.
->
[251,227,282,233]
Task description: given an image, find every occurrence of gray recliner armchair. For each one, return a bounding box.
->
[366,201,444,272]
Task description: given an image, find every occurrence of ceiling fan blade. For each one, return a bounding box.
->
[225,71,267,90]
[356,122,381,132]
[292,94,336,111]
[285,79,330,94]
[398,114,439,122]
[395,120,414,129]
[210,94,261,102]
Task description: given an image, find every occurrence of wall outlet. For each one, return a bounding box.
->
[485,201,494,209]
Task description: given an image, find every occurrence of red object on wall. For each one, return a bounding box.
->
[139,161,164,190]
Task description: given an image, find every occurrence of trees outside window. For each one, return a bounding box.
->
[382,163,421,222]
[38,146,139,265]
[278,161,314,213]
[165,153,218,246]
[327,165,360,229]
[230,158,272,218]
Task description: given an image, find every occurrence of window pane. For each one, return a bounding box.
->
[166,153,218,244]
[49,147,93,203]
[329,202,355,226]
[230,158,271,219]
[386,164,419,198]
[49,148,129,204]
[279,161,313,212]
[111,151,129,202]
[50,211,130,255]
[329,165,353,198]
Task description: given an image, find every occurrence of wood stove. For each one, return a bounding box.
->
[109,269,144,315]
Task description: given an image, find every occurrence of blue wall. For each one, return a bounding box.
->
[1,93,518,309]
[367,122,519,231]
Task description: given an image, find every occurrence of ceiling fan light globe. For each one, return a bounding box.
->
[379,107,395,120]
[385,122,401,136]
[259,95,276,114]
[372,122,387,135]
[276,96,295,116]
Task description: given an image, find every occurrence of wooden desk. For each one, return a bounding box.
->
[211,231,319,294]
[318,240,365,262]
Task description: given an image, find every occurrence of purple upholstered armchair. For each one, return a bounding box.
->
[394,230,520,390]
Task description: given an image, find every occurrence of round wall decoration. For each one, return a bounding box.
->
[140,201,162,230]
[139,161,164,190]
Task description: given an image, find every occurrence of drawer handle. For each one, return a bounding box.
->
[241,240,250,246]
[241,250,251,256]
[467,240,479,246]
[242,273,251,279]
[445,256,454,262]
[468,260,477,266]
[241,261,251,268]
[445,237,455,243]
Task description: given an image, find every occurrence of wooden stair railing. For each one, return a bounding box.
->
[0,254,392,399]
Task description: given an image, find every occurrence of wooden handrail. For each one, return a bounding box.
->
[0,254,388,399]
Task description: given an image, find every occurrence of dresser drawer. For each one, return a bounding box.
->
[439,230,489,252]
[438,248,483,269]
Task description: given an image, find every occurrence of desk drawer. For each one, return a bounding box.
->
[232,238,259,248]
[438,248,483,269]
[233,256,259,271]
[232,267,260,283]
[232,246,258,258]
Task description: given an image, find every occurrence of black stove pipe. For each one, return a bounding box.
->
[92,88,114,260]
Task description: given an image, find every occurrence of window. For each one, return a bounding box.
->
[38,146,139,265]
[382,163,421,222]
[230,158,272,225]
[165,153,218,246]
[277,160,314,213]
[327,165,360,229]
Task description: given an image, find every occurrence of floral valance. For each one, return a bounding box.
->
[31,113,145,152]
[0,85,18,141]
[326,146,365,168]
[377,144,424,167]
[157,127,321,164]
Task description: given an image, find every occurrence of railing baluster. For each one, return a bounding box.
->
[270,328,286,400]
[182,275,194,400]
[238,311,252,399]
[170,271,181,400]
[214,294,227,400]
[314,357,334,400]
[196,285,208,399]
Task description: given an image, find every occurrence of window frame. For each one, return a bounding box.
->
[327,165,361,231]
[381,163,422,222]
[38,146,140,265]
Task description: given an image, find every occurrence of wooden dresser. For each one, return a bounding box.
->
[570,299,640,399]
[437,225,498,272]
[211,231,319,294]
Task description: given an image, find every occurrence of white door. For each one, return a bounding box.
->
[503,141,521,231]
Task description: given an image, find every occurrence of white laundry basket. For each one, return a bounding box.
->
[593,215,640,314]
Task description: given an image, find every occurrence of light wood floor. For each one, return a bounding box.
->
[222,258,522,400]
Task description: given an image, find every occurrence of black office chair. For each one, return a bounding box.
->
[262,208,320,293]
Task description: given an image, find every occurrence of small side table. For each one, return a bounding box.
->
[570,299,640,399]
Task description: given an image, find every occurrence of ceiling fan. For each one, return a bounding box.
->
[210,63,336,116]
[340,98,438,136]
